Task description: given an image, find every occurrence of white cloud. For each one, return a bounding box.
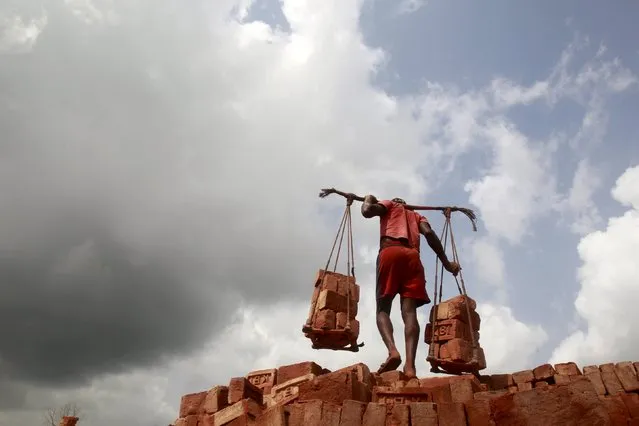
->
[550,165,639,366]
[477,304,548,373]
[0,12,47,53]
[560,159,603,235]
[470,237,506,295]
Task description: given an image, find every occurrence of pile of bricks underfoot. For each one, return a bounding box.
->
[171,360,639,425]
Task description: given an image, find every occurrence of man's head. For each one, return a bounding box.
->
[392,197,406,205]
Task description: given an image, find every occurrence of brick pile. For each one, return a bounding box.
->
[171,360,639,425]
[425,295,486,373]
[303,270,361,351]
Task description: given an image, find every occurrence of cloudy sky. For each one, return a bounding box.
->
[1,0,638,424]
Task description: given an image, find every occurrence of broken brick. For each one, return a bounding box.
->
[362,402,386,426]
[532,364,556,382]
[179,391,207,417]
[334,363,373,387]
[512,369,534,384]
[554,362,581,376]
[386,404,409,426]
[614,361,639,392]
[378,371,406,385]
[408,402,437,426]
[600,363,625,395]
[339,400,366,426]
[202,386,229,414]
[437,402,467,426]
[228,377,263,405]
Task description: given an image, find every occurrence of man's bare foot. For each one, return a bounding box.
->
[403,365,417,379]
[377,351,402,374]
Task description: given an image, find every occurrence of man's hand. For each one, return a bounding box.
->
[445,261,461,276]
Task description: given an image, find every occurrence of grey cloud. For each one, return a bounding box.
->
[0,0,330,400]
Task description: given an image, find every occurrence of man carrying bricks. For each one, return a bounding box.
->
[361,194,460,378]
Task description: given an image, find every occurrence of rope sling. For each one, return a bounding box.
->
[427,208,480,375]
[302,197,364,352]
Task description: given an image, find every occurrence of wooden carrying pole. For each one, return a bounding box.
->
[319,188,478,232]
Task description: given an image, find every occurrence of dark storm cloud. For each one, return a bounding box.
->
[0,0,329,394]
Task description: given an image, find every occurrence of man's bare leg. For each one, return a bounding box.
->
[400,297,420,379]
[376,297,402,374]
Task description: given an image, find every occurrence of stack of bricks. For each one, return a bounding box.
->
[425,295,486,372]
[304,269,361,349]
[171,359,639,425]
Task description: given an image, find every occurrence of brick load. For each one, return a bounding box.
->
[425,295,486,374]
[302,269,362,352]
[170,359,639,426]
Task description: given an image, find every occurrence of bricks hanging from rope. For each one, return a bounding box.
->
[426,209,486,375]
[302,197,364,352]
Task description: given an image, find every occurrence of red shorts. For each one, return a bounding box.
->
[376,242,430,307]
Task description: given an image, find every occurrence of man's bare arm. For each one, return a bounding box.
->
[361,194,387,218]
[419,221,460,275]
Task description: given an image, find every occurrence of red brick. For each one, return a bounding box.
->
[614,361,639,392]
[284,404,305,426]
[600,363,625,395]
[439,338,472,362]
[408,402,437,426]
[386,404,409,426]
[465,399,494,426]
[227,414,252,426]
[322,402,342,426]
[517,382,533,392]
[534,381,549,389]
[512,369,534,384]
[491,376,609,425]
[379,371,406,385]
[184,415,198,426]
[349,319,360,338]
[582,366,606,396]
[179,391,207,417]
[473,390,508,400]
[228,377,263,405]
[621,393,639,418]
[336,312,348,329]
[350,282,360,303]
[600,395,630,426]
[334,363,373,387]
[317,270,340,293]
[533,363,556,381]
[60,418,79,426]
[438,402,467,426]
[488,374,513,390]
[277,362,324,385]
[339,400,366,426]
[313,309,336,329]
[298,370,364,405]
[405,377,420,387]
[449,376,479,403]
[317,289,347,312]
[255,406,286,426]
[372,386,432,407]
[424,319,473,344]
[430,296,480,330]
[247,369,277,394]
[213,399,262,425]
[302,400,324,426]
[554,362,581,376]
[629,419,639,426]
[553,374,571,385]
[202,386,229,414]
[362,403,386,426]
